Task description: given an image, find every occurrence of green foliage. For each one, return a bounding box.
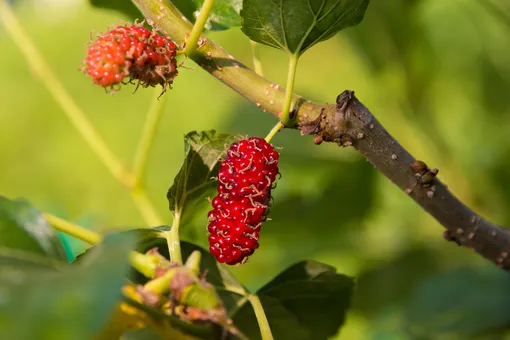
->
[0,195,67,261]
[89,0,143,20]
[4,0,510,339]
[233,261,354,340]
[89,227,355,339]
[167,131,234,224]
[241,0,370,55]
[122,328,161,340]
[76,229,238,338]
[403,267,510,338]
[122,327,200,340]
[192,0,241,30]
[89,0,240,31]
[121,296,218,339]
[0,232,135,340]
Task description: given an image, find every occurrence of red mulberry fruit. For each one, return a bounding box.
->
[207,137,280,265]
[83,23,178,92]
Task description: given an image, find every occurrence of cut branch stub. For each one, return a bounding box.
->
[302,90,510,271]
[300,90,371,147]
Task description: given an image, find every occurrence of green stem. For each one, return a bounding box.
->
[144,266,177,294]
[281,54,300,127]
[264,121,285,143]
[183,0,215,55]
[132,0,325,121]
[0,3,132,188]
[43,213,101,245]
[130,187,164,226]
[247,294,274,340]
[133,88,168,189]
[45,212,160,278]
[0,3,164,227]
[250,40,264,77]
[229,295,249,315]
[165,212,182,264]
[129,251,159,278]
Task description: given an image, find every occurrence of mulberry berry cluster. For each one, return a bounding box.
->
[83,23,178,91]
[207,137,280,265]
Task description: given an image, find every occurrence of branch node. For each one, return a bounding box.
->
[336,90,355,112]
[444,230,462,246]
[300,108,326,136]
[410,160,429,175]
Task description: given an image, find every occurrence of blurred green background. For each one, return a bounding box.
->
[2,0,510,339]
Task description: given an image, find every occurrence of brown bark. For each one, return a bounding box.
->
[301,91,510,269]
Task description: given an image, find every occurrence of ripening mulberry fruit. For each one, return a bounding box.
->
[83,23,178,92]
[207,137,280,265]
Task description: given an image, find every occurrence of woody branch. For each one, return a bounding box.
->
[132,0,510,270]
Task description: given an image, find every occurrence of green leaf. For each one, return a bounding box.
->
[403,266,510,338]
[119,297,217,339]
[122,327,201,340]
[167,131,235,224]
[232,261,355,340]
[0,195,67,261]
[192,0,242,30]
[89,0,239,31]
[123,228,354,340]
[88,0,195,23]
[0,247,64,270]
[241,0,371,55]
[122,328,162,340]
[74,229,353,339]
[89,0,143,20]
[0,232,135,340]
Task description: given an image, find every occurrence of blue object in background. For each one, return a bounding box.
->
[57,231,75,262]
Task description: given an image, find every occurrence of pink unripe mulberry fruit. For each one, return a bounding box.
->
[207,137,280,265]
[83,23,178,92]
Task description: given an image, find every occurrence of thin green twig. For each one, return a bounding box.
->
[0,3,163,227]
[265,121,285,143]
[165,211,182,264]
[250,40,264,77]
[43,213,101,245]
[281,54,299,126]
[45,212,159,277]
[0,2,131,187]
[247,294,274,340]
[133,88,168,188]
[182,0,215,55]
[130,187,164,226]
